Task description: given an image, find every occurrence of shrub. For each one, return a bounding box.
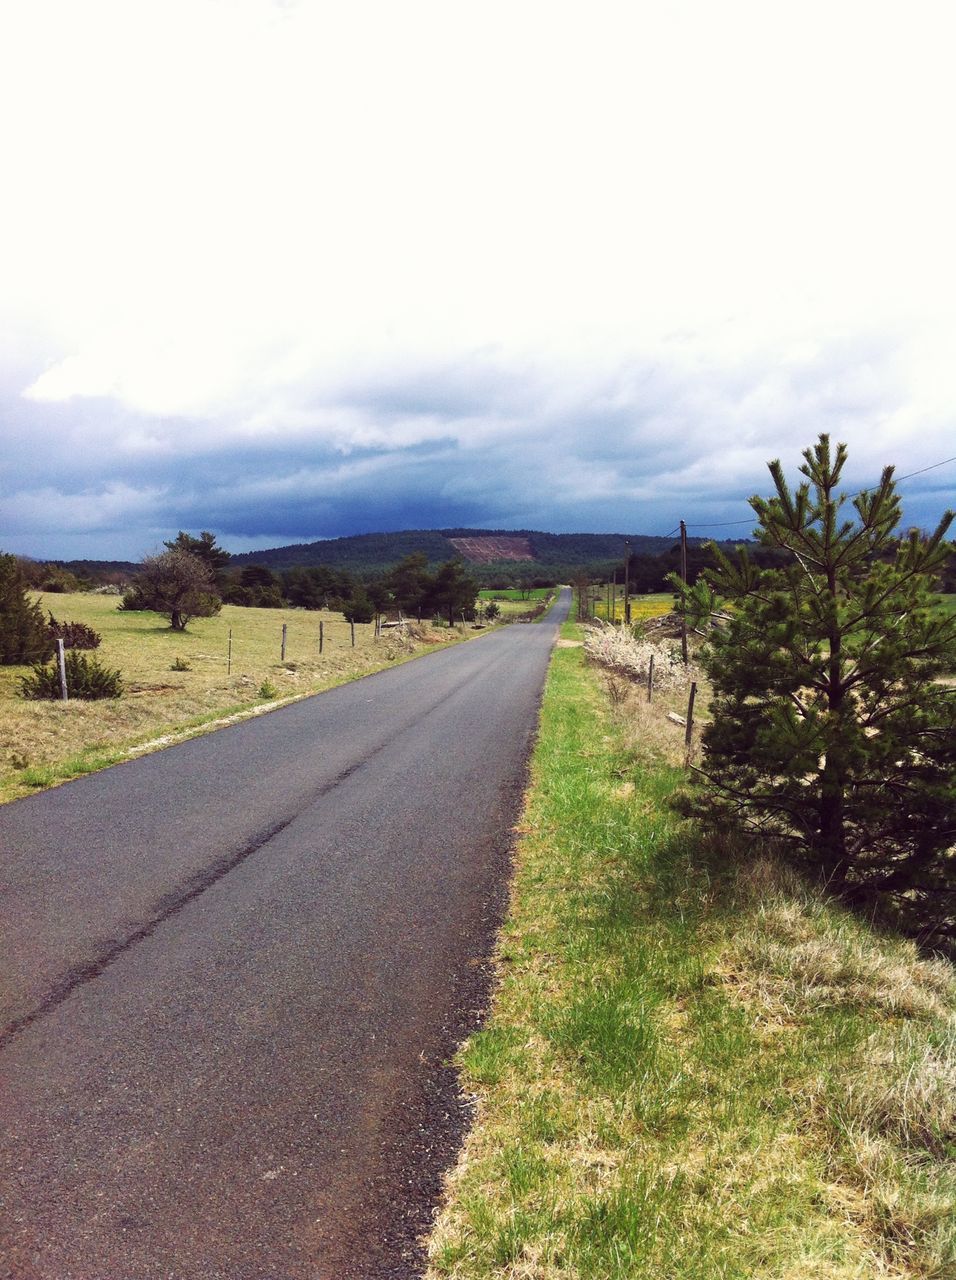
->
[47,613,102,650]
[20,650,123,700]
[171,656,191,671]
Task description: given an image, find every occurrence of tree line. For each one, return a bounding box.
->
[118,535,480,631]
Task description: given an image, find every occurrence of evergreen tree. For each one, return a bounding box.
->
[428,558,479,626]
[0,553,55,664]
[386,553,432,616]
[680,435,955,937]
[163,531,231,587]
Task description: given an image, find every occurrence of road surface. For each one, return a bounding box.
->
[0,589,571,1279]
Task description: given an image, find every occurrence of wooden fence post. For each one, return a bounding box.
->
[57,638,68,702]
[351,619,356,647]
[685,680,697,756]
[281,623,287,661]
[227,628,232,675]
[319,620,324,654]
[647,653,654,703]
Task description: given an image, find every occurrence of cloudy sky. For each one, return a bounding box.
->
[2,0,954,561]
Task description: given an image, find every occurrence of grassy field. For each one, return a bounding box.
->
[587,591,955,627]
[479,589,555,601]
[0,593,467,805]
[479,588,558,620]
[426,624,955,1279]
[586,589,673,625]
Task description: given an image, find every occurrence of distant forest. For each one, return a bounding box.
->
[29,525,956,596]
[226,528,722,581]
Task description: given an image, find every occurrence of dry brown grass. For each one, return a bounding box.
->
[0,592,467,803]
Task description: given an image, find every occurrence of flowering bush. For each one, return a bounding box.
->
[583,621,694,690]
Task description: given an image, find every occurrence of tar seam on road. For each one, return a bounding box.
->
[0,747,385,1049]
[0,815,298,1050]
[0,635,534,1048]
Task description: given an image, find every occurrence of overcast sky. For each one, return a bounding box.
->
[2,0,954,561]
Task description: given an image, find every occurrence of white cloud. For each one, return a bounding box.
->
[1,0,954,557]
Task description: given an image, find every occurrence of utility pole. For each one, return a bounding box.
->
[680,519,689,664]
[623,539,631,625]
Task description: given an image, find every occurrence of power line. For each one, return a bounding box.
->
[658,452,956,538]
[859,454,956,492]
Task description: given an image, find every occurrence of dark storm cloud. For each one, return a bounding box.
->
[2,327,952,562]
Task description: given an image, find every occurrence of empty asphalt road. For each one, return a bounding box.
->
[0,589,571,1279]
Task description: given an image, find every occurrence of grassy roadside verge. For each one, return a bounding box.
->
[426,624,955,1279]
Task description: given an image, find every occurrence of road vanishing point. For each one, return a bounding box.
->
[0,589,572,1280]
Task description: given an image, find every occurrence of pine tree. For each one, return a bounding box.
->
[681,435,955,938]
[0,553,55,665]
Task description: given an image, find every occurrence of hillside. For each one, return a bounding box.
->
[228,528,705,574]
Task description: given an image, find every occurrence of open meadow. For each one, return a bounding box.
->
[0,592,465,804]
[478,587,557,619]
[586,588,673,625]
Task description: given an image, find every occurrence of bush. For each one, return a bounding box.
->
[47,613,102,650]
[20,650,123,700]
[342,590,375,624]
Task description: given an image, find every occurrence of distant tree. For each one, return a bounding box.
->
[386,553,432,616]
[121,549,222,631]
[365,576,393,620]
[428,559,479,626]
[223,565,284,608]
[282,565,356,610]
[571,573,591,619]
[677,435,956,939]
[0,553,55,664]
[164,531,231,588]
[15,559,87,593]
[342,587,375,624]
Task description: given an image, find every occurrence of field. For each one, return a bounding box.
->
[478,588,557,619]
[426,625,956,1278]
[478,588,553,601]
[0,593,466,805]
[585,588,673,624]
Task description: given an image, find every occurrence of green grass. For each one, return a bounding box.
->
[426,625,956,1279]
[478,588,554,601]
[478,588,557,620]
